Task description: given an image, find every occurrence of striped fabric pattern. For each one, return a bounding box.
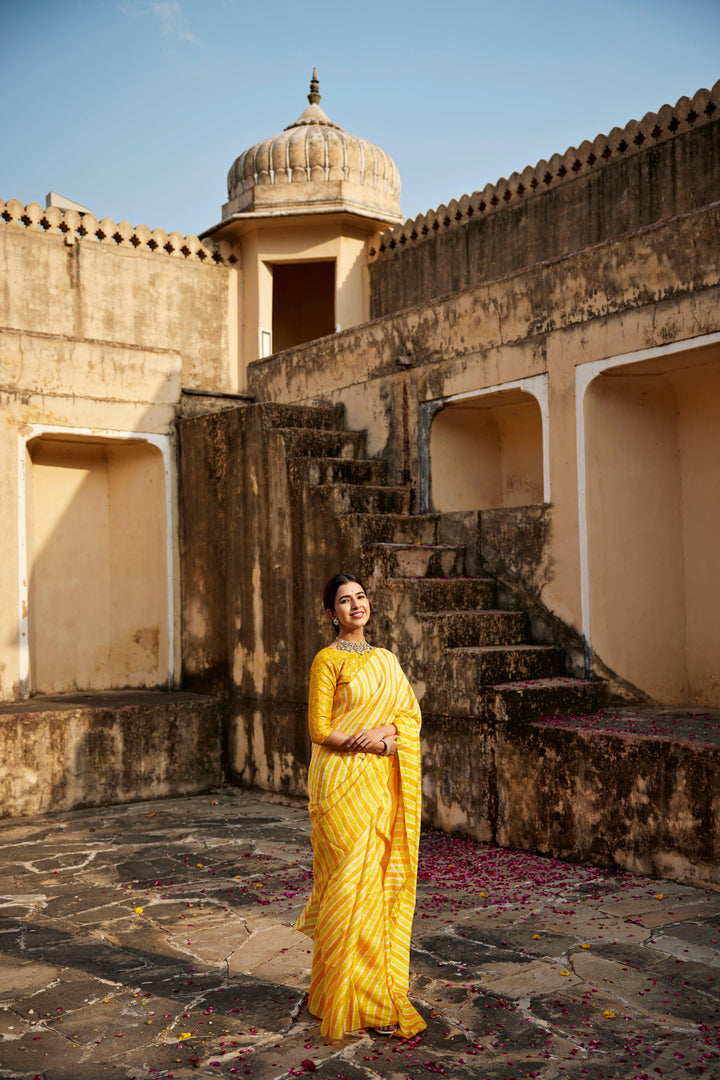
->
[296,648,425,1039]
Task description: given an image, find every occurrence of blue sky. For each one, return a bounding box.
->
[2,0,718,237]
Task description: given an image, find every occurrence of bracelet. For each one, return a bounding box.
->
[380,739,388,756]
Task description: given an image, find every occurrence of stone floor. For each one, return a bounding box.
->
[1,790,720,1080]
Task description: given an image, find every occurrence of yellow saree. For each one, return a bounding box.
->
[295,646,426,1040]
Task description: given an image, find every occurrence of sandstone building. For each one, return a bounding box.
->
[1,74,719,885]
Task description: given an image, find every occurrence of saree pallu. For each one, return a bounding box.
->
[295,648,425,1039]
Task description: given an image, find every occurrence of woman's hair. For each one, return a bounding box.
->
[323,572,366,614]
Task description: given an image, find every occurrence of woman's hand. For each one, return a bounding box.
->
[382,734,398,756]
[345,727,391,753]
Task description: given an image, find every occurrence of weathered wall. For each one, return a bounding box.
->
[495,719,720,889]
[369,82,720,315]
[0,200,237,700]
[246,199,720,704]
[0,692,222,818]
[422,714,720,890]
[0,199,238,399]
[179,403,354,794]
[177,402,720,890]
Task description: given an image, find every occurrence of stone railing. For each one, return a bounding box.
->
[0,198,239,266]
[370,79,720,259]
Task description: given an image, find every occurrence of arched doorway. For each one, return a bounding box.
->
[23,431,172,694]
[430,386,546,512]
[582,340,720,705]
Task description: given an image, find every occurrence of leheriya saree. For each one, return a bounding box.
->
[295,646,426,1039]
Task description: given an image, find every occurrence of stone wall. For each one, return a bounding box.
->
[0,200,238,700]
[369,81,720,316]
[0,198,239,397]
[179,403,355,794]
[246,198,720,709]
[177,400,720,890]
[421,712,720,889]
[0,692,222,818]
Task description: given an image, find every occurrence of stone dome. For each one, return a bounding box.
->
[223,70,402,224]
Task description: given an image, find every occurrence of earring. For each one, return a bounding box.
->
[332,617,339,627]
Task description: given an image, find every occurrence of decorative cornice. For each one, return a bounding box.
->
[369,80,719,261]
[0,199,239,266]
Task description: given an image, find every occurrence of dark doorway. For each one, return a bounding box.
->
[271,261,335,352]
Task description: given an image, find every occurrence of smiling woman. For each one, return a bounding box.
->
[295,572,426,1039]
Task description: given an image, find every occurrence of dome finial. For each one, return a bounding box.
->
[308,67,321,106]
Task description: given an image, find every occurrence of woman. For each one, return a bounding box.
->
[295,572,426,1040]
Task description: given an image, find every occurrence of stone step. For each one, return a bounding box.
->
[0,691,223,817]
[426,610,528,648]
[260,402,344,430]
[412,577,497,612]
[291,456,388,488]
[317,483,412,516]
[278,428,366,460]
[483,677,606,721]
[340,513,439,545]
[363,542,465,579]
[448,643,565,683]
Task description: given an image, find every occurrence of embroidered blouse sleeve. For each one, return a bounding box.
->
[392,654,422,732]
[308,650,339,743]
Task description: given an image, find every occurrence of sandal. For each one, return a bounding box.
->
[371,1024,398,1036]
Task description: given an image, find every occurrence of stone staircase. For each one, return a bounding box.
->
[187,399,720,887]
[267,402,604,724]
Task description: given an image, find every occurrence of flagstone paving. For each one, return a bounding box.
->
[1,789,719,1080]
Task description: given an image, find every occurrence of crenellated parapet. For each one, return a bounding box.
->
[0,198,239,266]
[369,80,720,260]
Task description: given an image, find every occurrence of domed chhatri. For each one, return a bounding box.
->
[223,69,402,225]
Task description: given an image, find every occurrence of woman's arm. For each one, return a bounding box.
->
[344,723,397,753]
[308,652,396,754]
[308,651,340,744]
[323,724,395,754]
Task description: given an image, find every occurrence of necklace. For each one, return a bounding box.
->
[335,637,373,654]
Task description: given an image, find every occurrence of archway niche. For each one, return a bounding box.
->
[429,389,544,511]
[584,343,720,705]
[26,435,169,694]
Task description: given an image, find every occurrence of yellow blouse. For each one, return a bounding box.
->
[308,646,377,743]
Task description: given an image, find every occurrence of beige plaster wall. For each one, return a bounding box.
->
[369,86,719,316]
[430,395,543,511]
[672,358,720,705]
[584,347,720,706]
[585,374,686,701]
[28,438,169,694]
[431,407,502,509]
[0,209,235,699]
[0,214,237,393]
[227,219,369,367]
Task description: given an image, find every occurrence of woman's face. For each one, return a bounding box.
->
[329,581,370,635]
